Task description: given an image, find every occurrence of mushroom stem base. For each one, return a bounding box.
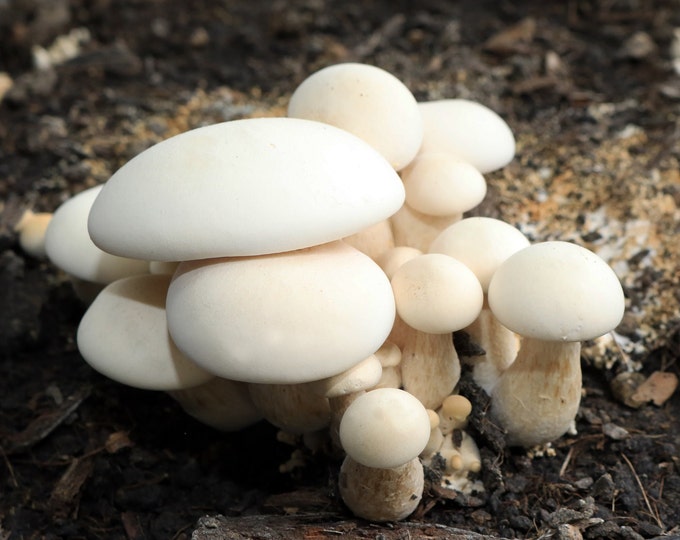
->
[490,339,582,447]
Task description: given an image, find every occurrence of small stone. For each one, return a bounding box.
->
[602,422,630,441]
[610,371,646,408]
[591,473,615,501]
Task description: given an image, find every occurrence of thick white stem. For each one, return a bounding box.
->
[490,338,582,447]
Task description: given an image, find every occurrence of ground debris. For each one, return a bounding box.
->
[2,386,90,454]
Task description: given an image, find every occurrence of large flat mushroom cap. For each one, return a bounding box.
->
[88,117,405,261]
[166,241,396,384]
[488,241,626,341]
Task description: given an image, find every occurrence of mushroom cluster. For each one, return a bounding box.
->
[35,62,626,522]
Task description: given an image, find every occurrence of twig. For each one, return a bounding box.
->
[0,446,18,488]
[559,445,574,478]
[621,452,664,529]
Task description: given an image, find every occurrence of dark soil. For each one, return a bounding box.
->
[1,1,680,539]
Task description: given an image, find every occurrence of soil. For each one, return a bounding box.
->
[1,1,680,539]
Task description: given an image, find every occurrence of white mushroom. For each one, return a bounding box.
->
[311,354,383,448]
[389,254,483,409]
[487,241,626,446]
[76,274,213,391]
[338,388,431,521]
[166,241,396,384]
[390,203,461,252]
[429,217,530,393]
[287,62,423,171]
[417,99,516,174]
[88,117,405,261]
[45,185,149,300]
[15,209,52,259]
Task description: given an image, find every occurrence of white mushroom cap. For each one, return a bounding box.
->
[429,217,530,292]
[88,117,405,261]
[166,241,396,384]
[339,388,431,469]
[312,354,383,398]
[45,185,149,283]
[418,99,515,173]
[287,63,423,171]
[488,241,626,341]
[391,253,484,334]
[15,210,52,259]
[76,274,214,390]
[400,154,487,217]
[374,246,422,280]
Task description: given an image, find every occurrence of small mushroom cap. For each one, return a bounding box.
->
[339,388,431,469]
[167,241,396,384]
[15,210,52,259]
[312,355,383,398]
[391,253,484,334]
[45,186,149,283]
[400,154,487,217]
[77,274,214,391]
[488,241,626,341]
[429,217,530,292]
[288,63,423,171]
[88,117,405,261]
[374,246,422,280]
[418,99,515,173]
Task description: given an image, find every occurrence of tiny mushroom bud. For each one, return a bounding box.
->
[287,62,423,171]
[417,99,516,174]
[438,394,472,435]
[429,217,530,393]
[15,209,52,259]
[488,241,626,447]
[338,388,431,521]
[76,274,214,391]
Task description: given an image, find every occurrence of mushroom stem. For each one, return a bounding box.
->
[339,456,424,522]
[390,204,461,252]
[248,382,331,435]
[491,338,582,447]
[464,301,519,394]
[343,219,395,261]
[390,316,461,410]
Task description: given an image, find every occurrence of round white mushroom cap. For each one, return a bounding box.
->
[88,117,405,261]
[391,253,484,334]
[287,63,423,171]
[418,99,515,174]
[45,185,149,283]
[488,241,626,341]
[77,274,214,390]
[166,241,396,384]
[339,388,431,469]
[400,154,487,217]
[429,217,530,292]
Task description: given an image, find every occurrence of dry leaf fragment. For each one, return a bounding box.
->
[630,371,678,406]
